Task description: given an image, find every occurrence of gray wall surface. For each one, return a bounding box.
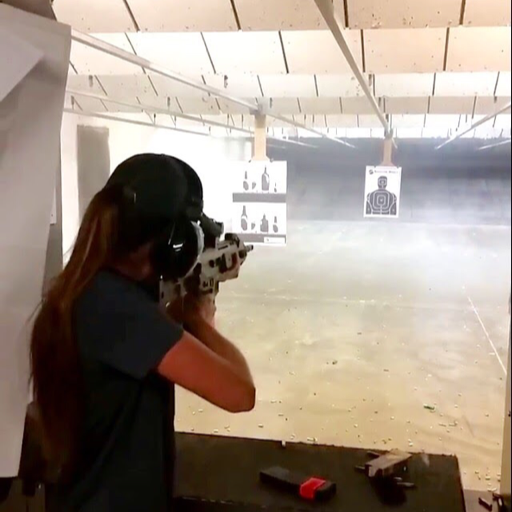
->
[269,139,511,226]
[77,125,110,220]
[43,155,62,292]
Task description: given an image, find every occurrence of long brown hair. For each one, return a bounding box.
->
[30,185,126,475]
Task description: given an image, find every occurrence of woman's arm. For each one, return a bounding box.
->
[157,331,255,413]
[187,315,254,387]
[157,299,255,413]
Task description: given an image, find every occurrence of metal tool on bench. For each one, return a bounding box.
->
[260,466,337,502]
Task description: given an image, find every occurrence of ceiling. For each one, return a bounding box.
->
[56,0,511,137]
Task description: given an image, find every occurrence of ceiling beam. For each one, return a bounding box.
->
[64,109,211,137]
[269,112,356,148]
[71,30,355,149]
[66,89,254,135]
[313,0,391,136]
[71,30,258,111]
[64,93,317,148]
[436,101,511,149]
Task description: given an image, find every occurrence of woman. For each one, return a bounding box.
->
[30,154,255,512]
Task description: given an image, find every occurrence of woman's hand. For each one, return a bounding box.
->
[184,294,216,330]
[165,297,185,325]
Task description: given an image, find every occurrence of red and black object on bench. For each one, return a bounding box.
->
[260,467,337,502]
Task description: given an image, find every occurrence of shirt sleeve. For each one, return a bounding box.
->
[77,274,184,380]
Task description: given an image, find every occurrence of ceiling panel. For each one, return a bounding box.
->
[64,94,77,109]
[259,75,316,97]
[234,0,328,30]
[178,97,221,115]
[71,34,143,74]
[67,75,105,94]
[446,27,511,72]
[204,32,286,74]
[347,0,461,29]
[384,97,429,114]
[375,74,435,97]
[140,95,182,113]
[128,33,214,74]
[364,28,447,73]
[151,114,175,127]
[53,0,134,32]
[103,101,143,114]
[474,96,512,115]
[174,116,207,129]
[216,99,250,114]
[70,96,107,112]
[424,114,462,128]
[293,114,326,128]
[282,30,363,74]
[463,0,511,27]
[313,115,328,128]
[391,114,426,128]
[429,97,475,114]
[149,74,207,98]
[201,114,229,124]
[269,98,301,115]
[96,75,157,102]
[358,115,384,128]
[223,115,246,129]
[316,75,366,97]
[203,74,261,97]
[299,97,342,114]
[127,0,237,31]
[341,97,376,114]
[230,115,254,130]
[496,72,512,96]
[325,114,359,127]
[266,117,291,128]
[434,72,499,96]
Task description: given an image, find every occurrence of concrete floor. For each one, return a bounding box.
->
[175,220,511,494]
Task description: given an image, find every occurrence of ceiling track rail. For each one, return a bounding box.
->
[313,0,392,137]
[66,89,253,135]
[71,30,356,149]
[436,101,511,149]
[65,93,324,148]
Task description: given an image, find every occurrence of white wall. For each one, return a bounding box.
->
[61,113,252,257]
[0,5,70,476]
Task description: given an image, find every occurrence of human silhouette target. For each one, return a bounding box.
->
[364,166,402,218]
[366,176,397,216]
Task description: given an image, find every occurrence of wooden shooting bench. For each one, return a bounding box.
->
[174,433,466,512]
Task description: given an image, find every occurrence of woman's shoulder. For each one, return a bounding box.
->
[77,270,153,316]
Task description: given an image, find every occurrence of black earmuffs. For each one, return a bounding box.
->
[150,218,204,282]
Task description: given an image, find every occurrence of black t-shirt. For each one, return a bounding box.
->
[51,270,182,512]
